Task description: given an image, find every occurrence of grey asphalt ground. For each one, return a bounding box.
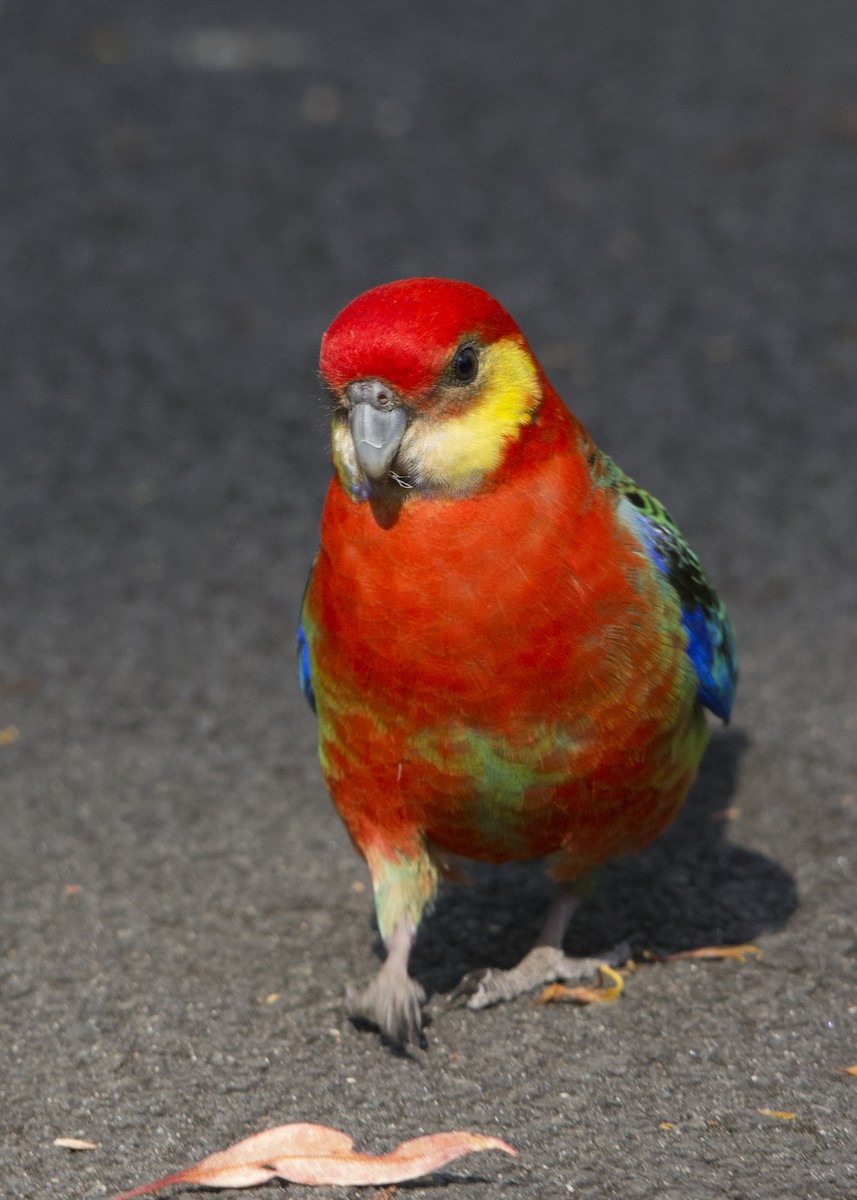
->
[2,3,856,1198]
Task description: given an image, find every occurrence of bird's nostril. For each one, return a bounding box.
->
[344,379,397,411]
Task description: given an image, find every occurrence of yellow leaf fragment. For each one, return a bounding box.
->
[658,1122,675,1131]
[836,1065,857,1076]
[757,1109,796,1120]
[55,1137,99,1150]
[536,964,624,1005]
[712,806,741,821]
[668,944,762,963]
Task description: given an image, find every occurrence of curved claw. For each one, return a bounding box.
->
[443,968,493,1010]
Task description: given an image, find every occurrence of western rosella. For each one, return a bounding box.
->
[299,278,737,1044]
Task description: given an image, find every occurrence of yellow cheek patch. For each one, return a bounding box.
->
[402,338,541,492]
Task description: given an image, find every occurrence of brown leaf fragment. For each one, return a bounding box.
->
[0,676,40,697]
[536,964,624,1005]
[55,1137,98,1151]
[826,104,857,141]
[105,1124,516,1197]
[667,944,763,963]
[89,27,132,65]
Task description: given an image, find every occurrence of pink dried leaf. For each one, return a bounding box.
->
[106,1123,516,1197]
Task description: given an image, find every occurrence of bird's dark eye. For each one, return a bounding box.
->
[450,344,479,383]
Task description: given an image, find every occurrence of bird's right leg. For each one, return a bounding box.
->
[346,844,438,1046]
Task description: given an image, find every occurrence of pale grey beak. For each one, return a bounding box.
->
[346,380,407,483]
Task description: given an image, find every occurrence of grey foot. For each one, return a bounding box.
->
[449,942,630,1011]
[346,973,426,1045]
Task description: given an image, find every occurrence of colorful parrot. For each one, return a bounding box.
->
[298,278,737,1044]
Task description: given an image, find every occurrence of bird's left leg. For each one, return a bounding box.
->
[346,844,437,1045]
[451,870,628,1010]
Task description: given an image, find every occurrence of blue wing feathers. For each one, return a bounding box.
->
[679,603,737,722]
[297,562,318,713]
[297,618,316,712]
[616,486,737,723]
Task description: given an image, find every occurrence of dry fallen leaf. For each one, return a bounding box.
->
[836,1065,857,1076]
[757,1109,796,1120]
[105,1124,515,1197]
[55,1137,98,1151]
[536,964,625,1005]
[666,945,762,963]
[826,104,857,141]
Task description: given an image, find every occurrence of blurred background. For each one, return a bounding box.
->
[2,3,856,1197]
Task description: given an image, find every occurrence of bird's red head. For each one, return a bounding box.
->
[319,278,558,498]
[320,278,524,401]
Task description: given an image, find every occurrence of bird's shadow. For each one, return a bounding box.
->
[406,729,797,997]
